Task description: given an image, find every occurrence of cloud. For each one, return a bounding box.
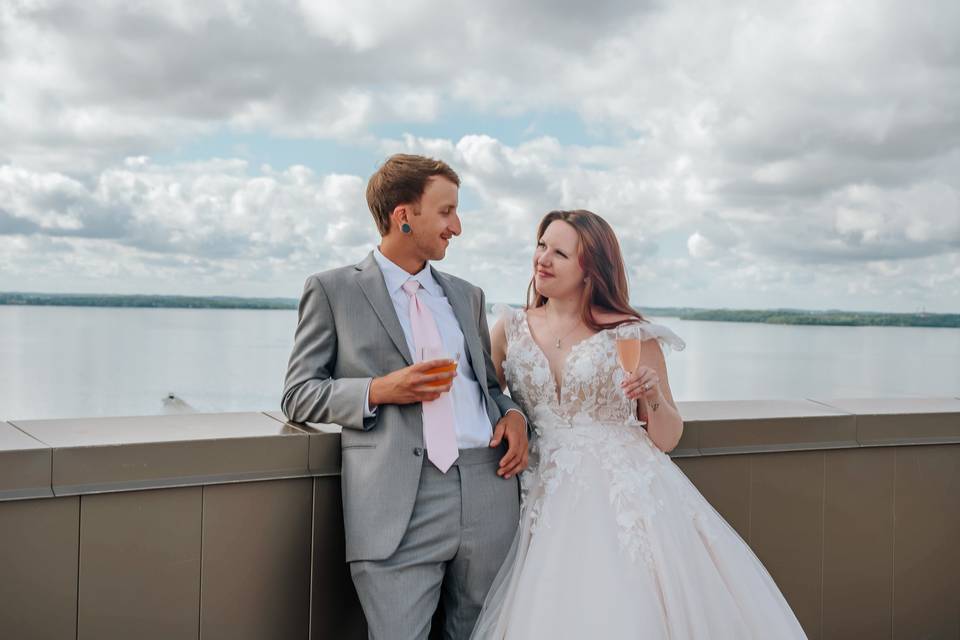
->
[0,0,958,311]
[0,0,657,170]
[0,157,381,293]
[687,232,716,260]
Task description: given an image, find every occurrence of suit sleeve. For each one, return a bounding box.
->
[281,275,377,431]
[477,287,525,422]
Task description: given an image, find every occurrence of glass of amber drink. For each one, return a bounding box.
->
[419,346,459,388]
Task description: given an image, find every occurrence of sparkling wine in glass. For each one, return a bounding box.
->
[419,346,459,388]
[615,324,645,425]
[615,324,642,374]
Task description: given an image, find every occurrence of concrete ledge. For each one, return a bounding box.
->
[678,399,858,456]
[0,421,53,500]
[9,412,311,496]
[811,397,960,447]
[264,412,342,476]
[4,399,958,499]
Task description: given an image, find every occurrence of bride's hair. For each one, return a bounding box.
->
[526,209,646,331]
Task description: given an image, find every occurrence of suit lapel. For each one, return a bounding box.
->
[354,252,413,366]
[433,268,486,390]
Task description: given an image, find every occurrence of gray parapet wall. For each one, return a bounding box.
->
[1,399,959,639]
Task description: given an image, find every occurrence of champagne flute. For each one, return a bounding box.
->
[419,346,459,389]
[615,324,642,375]
[615,324,644,423]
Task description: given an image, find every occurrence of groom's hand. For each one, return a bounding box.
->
[490,412,529,479]
[369,360,457,406]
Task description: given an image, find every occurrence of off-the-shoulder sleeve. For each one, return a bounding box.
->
[490,303,518,338]
[491,302,515,319]
[636,321,686,353]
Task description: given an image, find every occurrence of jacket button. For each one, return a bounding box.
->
[413,447,424,456]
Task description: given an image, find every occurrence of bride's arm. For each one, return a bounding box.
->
[631,339,683,453]
[490,316,509,392]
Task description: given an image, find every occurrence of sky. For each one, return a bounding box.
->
[1,0,958,312]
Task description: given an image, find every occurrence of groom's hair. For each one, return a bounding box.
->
[366,154,460,236]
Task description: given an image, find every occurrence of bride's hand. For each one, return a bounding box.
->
[621,366,661,402]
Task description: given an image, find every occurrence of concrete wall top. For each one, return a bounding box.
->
[6,412,311,498]
[0,421,53,500]
[3,400,958,502]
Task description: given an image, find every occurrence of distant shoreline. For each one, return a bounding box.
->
[0,292,296,310]
[1,292,958,328]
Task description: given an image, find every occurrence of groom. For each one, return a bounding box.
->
[281,154,528,639]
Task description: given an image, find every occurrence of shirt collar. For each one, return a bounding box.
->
[373,247,442,297]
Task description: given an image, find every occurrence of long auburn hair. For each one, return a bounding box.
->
[526,209,645,332]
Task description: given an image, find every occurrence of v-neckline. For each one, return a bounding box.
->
[520,309,607,405]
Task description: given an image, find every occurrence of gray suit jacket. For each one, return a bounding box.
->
[281,251,523,562]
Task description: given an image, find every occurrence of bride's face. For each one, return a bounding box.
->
[533,220,585,299]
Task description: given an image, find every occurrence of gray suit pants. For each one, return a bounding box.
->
[350,446,520,640]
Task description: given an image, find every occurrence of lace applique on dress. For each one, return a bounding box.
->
[494,304,687,566]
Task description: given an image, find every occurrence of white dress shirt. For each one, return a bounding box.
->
[364,248,497,449]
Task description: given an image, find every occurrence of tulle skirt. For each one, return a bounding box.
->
[471,424,808,639]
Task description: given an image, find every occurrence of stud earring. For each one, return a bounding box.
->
[401,223,411,234]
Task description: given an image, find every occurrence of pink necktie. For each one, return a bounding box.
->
[402,280,459,472]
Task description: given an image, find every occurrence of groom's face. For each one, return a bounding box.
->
[407,176,461,261]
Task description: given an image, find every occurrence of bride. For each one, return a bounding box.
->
[471,210,807,638]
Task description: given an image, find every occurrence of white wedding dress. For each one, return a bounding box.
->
[471,307,808,639]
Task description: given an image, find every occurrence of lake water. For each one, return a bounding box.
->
[1,306,958,421]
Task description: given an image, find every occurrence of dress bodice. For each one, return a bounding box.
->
[497,306,685,434]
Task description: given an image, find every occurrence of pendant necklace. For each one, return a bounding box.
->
[549,311,583,349]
